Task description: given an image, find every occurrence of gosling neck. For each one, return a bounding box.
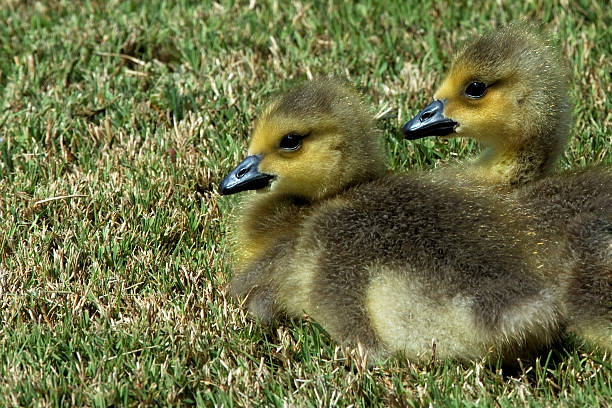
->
[232,192,309,270]
[476,124,568,187]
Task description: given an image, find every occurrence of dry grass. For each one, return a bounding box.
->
[0,0,610,406]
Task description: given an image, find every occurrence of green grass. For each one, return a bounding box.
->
[0,0,610,406]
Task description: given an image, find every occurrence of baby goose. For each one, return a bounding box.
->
[402,24,611,351]
[402,23,570,187]
[221,78,386,322]
[220,79,569,362]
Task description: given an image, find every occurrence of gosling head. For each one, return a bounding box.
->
[219,79,386,201]
[403,24,570,159]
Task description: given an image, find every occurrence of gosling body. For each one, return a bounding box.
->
[516,168,612,348]
[402,24,611,350]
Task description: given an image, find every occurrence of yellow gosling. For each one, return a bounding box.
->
[402,24,611,352]
[220,79,572,363]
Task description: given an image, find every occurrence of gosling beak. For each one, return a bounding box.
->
[219,154,275,195]
[402,100,458,140]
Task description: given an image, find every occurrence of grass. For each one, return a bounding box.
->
[0,0,610,406]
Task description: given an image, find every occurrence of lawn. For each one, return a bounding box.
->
[0,0,610,406]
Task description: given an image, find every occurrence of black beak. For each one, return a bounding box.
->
[402,100,458,140]
[219,154,275,195]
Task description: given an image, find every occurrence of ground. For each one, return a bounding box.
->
[0,0,610,406]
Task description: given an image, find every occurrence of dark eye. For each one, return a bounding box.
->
[279,133,304,151]
[465,81,488,99]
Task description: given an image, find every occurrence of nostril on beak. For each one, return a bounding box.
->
[237,166,248,179]
[420,110,433,122]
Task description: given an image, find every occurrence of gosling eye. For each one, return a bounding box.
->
[464,81,488,99]
[279,133,305,151]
